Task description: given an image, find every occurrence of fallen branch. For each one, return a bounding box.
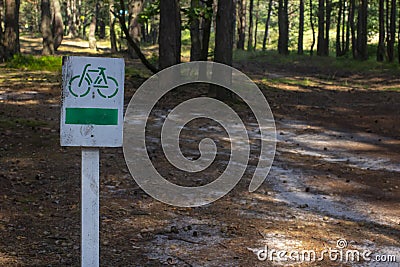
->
[111,0,159,74]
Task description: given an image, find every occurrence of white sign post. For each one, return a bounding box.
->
[60,56,124,267]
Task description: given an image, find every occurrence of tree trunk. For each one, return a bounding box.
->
[262,0,273,51]
[214,0,234,65]
[67,0,78,37]
[200,0,213,60]
[209,0,234,100]
[52,0,63,51]
[236,0,246,49]
[190,0,202,61]
[377,0,385,61]
[341,0,349,55]
[310,0,316,55]
[109,1,117,53]
[349,0,356,58]
[345,0,350,53]
[336,0,343,56]
[398,2,400,63]
[128,0,143,56]
[317,0,326,56]
[247,0,254,51]
[386,0,389,48]
[76,0,82,36]
[0,0,4,61]
[41,0,54,55]
[398,6,400,63]
[387,0,396,62]
[298,0,304,54]
[159,0,181,69]
[212,0,218,33]
[0,0,3,39]
[81,0,87,39]
[325,0,331,56]
[150,17,158,45]
[278,0,289,54]
[145,23,149,43]
[88,15,96,50]
[4,0,20,60]
[253,0,259,50]
[356,0,368,60]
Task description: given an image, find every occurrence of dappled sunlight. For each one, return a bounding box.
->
[0,252,19,265]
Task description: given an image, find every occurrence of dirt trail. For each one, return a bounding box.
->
[0,38,399,266]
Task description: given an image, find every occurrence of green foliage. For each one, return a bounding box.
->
[5,54,62,72]
[138,0,160,24]
[181,4,213,30]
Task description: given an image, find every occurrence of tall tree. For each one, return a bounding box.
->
[253,0,260,49]
[398,2,400,63]
[190,0,202,61]
[3,0,20,60]
[386,0,396,62]
[309,0,316,55]
[317,0,328,56]
[189,0,212,61]
[336,0,343,56]
[344,0,350,54]
[210,0,234,100]
[277,0,289,54]
[200,0,213,60]
[214,0,234,65]
[0,0,4,61]
[128,0,143,56]
[262,0,273,51]
[109,0,117,53]
[336,0,349,56]
[325,0,332,55]
[88,15,96,50]
[377,0,385,61]
[298,0,304,54]
[236,0,246,49]
[66,0,78,37]
[349,0,356,58]
[355,0,368,60]
[159,0,181,69]
[41,0,53,55]
[52,0,63,51]
[247,0,254,50]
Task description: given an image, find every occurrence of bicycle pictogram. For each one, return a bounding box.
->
[68,64,119,98]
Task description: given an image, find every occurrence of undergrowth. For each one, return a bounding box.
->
[5,54,62,72]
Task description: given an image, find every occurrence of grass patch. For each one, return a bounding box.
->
[234,49,400,76]
[383,87,400,92]
[5,54,62,72]
[263,77,313,87]
[125,66,152,79]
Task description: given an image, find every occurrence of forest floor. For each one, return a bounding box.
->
[0,36,399,266]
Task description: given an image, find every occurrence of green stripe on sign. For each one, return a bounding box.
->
[65,108,118,125]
